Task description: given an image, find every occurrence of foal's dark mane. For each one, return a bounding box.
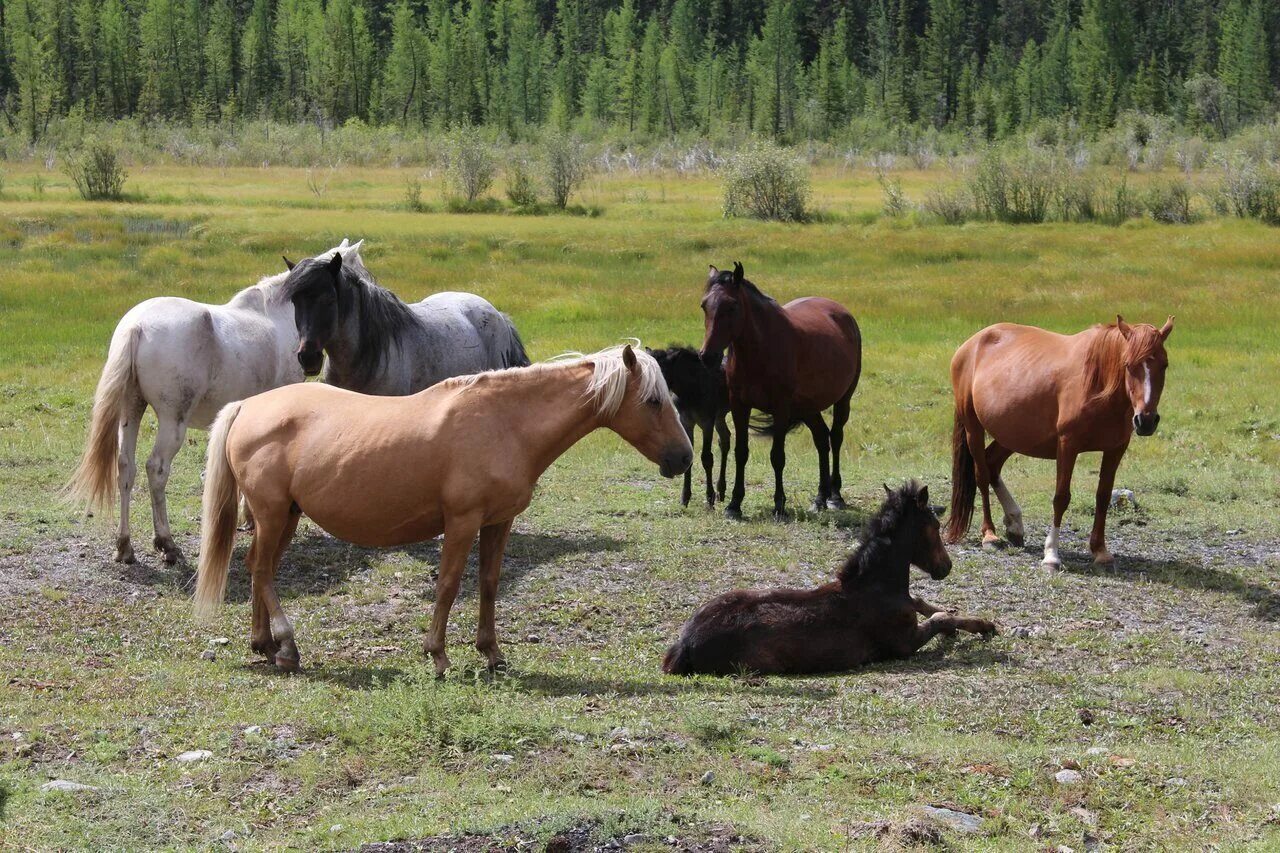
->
[837,481,924,587]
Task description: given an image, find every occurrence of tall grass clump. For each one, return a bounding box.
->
[1211,154,1280,224]
[722,141,810,222]
[1144,180,1196,223]
[64,141,127,200]
[444,125,496,204]
[923,184,970,224]
[968,148,1059,223]
[542,132,589,209]
[505,157,539,208]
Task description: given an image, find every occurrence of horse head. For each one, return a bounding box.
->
[283,251,345,376]
[1116,315,1174,436]
[602,345,693,479]
[699,263,747,367]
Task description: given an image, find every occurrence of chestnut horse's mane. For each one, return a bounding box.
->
[452,343,668,419]
[1084,322,1164,402]
[837,480,925,587]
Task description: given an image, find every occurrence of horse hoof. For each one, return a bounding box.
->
[1041,558,1061,570]
[826,496,847,511]
[811,499,826,513]
[772,509,790,522]
[273,651,300,673]
[1006,532,1026,547]
[724,506,743,521]
[1093,552,1115,567]
[251,639,280,659]
[981,538,1005,551]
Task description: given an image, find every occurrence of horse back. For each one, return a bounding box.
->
[781,296,861,410]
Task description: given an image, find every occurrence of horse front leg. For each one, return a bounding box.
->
[475,520,514,671]
[679,412,694,507]
[699,417,716,507]
[715,413,730,502]
[769,412,790,520]
[913,611,997,652]
[725,405,751,520]
[827,393,851,509]
[1044,443,1079,569]
[424,517,481,678]
[1090,444,1127,566]
[146,413,187,564]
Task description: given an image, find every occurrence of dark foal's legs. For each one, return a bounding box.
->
[725,404,751,519]
[913,611,997,651]
[1043,439,1080,569]
[769,412,790,519]
[1089,443,1127,565]
[827,392,852,509]
[985,441,1023,546]
[699,415,717,507]
[911,595,951,617]
[715,413,730,502]
[679,411,695,507]
[804,413,832,511]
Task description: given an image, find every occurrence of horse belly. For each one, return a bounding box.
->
[971,379,1060,458]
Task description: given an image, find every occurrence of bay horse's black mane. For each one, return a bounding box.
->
[837,480,926,587]
[706,266,781,310]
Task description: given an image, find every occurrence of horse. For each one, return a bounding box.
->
[699,263,862,519]
[944,316,1174,568]
[647,345,731,507]
[281,244,528,395]
[194,344,693,675]
[662,481,996,676]
[67,239,362,565]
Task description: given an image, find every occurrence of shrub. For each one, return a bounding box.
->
[64,141,127,200]
[923,184,971,224]
[968,149,1059,223]
[542,131,589,209]
[1144,180,1195,224]
[1212,154,1280,224]
[722,141,810,222]
[505,158,539,207]
[877,170,909,218]
[403,176,424,211]
[1098,176,1143,226]
[1055,175,1099,222]
[32,173,46,198]
[444,125,496,204]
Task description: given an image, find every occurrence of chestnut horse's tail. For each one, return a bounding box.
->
[944,409,976,544]
[194,401,243,621]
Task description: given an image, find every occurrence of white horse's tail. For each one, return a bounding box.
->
[194,401,243,620]
[67,325,141,512]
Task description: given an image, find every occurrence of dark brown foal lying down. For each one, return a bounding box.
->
[663,481,996,676]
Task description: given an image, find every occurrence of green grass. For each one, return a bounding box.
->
[1,166,1278,850]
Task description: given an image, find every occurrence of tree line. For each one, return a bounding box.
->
[1,0,1276,143]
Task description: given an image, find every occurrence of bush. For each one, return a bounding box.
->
[877,171,909,218]
[968,149,1059,223]
[1212,154,1280,224]
[505,158,539,207]
[1098,176,1143,226]
[722,141,810,222]
[64,141,128,200]
[542,132,589,209]
[923,184,971,224]
[444,125,496,204]
[403,176,424,211]
[1144,180,1195,224]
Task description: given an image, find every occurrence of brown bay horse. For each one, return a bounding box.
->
[700,263,862,519]
[945,317,1174,567]
[194,344,693,675]
[663,481,996,676]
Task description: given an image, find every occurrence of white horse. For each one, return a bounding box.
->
[69,239,362,564]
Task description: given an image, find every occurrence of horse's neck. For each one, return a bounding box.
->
[471,364,602,478]
[227,284,271,313]
[1085,328,1130,413]
[843,532,912,596]
[733,295,790,366]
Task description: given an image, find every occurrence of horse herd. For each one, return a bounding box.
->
[68,240,1174,677]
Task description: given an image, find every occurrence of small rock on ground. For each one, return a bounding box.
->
[921,806,984,834]
[175,749,213,763]
[1055,769,1084,785]
[40,780,99,793]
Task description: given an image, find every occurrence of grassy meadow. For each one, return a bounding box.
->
[1,162,1279,850]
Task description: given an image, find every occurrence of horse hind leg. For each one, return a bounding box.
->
[114,401,145,563]
[827,393,852,510]
[250,503,301,660]
[146,413,188,564]
[986,441,1024,546]
[252,503,303,671]
[963,419,1000,547]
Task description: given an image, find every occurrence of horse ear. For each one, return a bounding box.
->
[328,251,343,277]
[883,483,892,495]
[282,256,295,271]
[916,485,930,508]
[707,265,719,284]
[1159,315,1175,340]
[1116,315,1132,339]
[622,344,637,372]
[733,262,744,285]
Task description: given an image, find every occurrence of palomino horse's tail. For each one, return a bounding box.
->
[194,401,243,620]
[944,410,976,544]
[66,324,141,512]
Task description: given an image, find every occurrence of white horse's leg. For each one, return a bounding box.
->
[114,404,144,564]
[993,478,1024,543]
[147,413,188,564]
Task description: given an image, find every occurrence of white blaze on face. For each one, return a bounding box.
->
[1043,526,1061,567]
[1143,363,1153,408]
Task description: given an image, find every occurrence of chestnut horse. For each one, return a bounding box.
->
[194,344,692,675]
[700,263,861,519]
[945,317,1174,567]
[663,481,996,676]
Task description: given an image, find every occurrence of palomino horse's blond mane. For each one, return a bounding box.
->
[453,343,668,419]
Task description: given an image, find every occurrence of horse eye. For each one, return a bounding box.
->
[647,396,662,407]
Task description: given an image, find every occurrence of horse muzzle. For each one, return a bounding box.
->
[297,346,324,377]
[659,447,694,479]
[1133,412,1160,436]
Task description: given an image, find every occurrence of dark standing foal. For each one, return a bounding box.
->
[648,346,731,507]
[663,481,997,676]
[700,263,862,519]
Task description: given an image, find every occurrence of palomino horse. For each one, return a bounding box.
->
[648,346,731,508]
[663,481,996,676]
[68,239,361,564]
[700,263,862,519]
[945,317,1174,568]
[194,345,692,675]
[281,246,528,395]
